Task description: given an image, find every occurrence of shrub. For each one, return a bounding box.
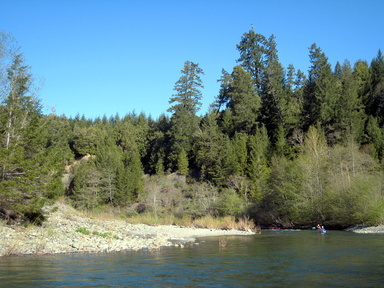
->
[215,188,246,217]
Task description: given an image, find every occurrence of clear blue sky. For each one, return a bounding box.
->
[1,0,383,119]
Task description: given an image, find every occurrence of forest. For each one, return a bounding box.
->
[1,29,384,229]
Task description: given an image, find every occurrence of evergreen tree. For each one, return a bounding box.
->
[230,132,248,176]
[177,149,189,175]
[334,61,342,79]
[236,29,268,94]
[167,61,204,170]
[284,65,305,139]
[147,114,170,174]
[194,112,227,184]
[335,60,365,141]
[246,126,270,201]
[260,35,287,147]
[366,50,384,125]
[95,134,122,205]
[211,69,232,113]
[116,145,144,203]
[218,108,234,136]
[354,60,371,114]
[70,124,105,156]
[0,53,50,222]
[365,116,384,160]
[227,65,261,134]
[168,61,204,115]
[113,116,145,203]
[39,114,74,199]
[303,44,340,135]
[70,159,102,210]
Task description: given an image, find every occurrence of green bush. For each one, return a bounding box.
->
[215,188,245,217]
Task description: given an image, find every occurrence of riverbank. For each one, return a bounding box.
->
[0,202,255,257]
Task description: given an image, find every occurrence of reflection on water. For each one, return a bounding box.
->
[0,230,383,287]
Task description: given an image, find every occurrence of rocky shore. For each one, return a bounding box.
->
[0,202,254,257]
[345,225,384,234]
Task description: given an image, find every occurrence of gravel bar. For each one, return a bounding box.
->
[0,203,254,257]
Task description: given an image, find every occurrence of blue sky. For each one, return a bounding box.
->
[1,0,383,119]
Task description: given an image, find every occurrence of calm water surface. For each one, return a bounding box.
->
[0,230,383,287]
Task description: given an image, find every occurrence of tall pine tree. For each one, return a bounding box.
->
[167,61,204,170]
[236,29,268,94]
[260,35,287,147]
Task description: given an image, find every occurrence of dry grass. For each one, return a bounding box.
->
[54,199,255,231]
[236,216,256,231]
[77,205,126,222]
[56,196,67,205]
[125,213,194,227]
[192,215,255,231]
[119,212,255,231]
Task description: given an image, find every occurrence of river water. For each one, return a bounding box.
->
[0,230,383,287]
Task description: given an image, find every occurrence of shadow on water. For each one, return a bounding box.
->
[0,230,383,287]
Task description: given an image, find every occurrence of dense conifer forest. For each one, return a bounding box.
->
[1,30,384,228]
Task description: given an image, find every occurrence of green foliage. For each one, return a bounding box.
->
[168,61,204,115]
[154,157,165,175]
[246,127,270,201]
[168,107,198,167]
[334,60,365,142]
[303,43,340,132]
[366,50,384,124]
[365,116,384,159]
[227,65,261,134]
[177,149,189,175]
[117,147,144,203]
[167,61,204,170]
[237,29,268,93]
[147,114,170,174]
[194,112,228,184]
[258,156,303,226]
[70,159,103,210]
[71,125,105,156]
[95,135,122,204]
[227,133,248,176]
[20,197,47,225]
[0,47,66,224]
[260,35,287,145]
[211,69,232,112]
[284,65,306,134]
[323,142,384,225]
[294,131,384,226]
[215,188,246,217]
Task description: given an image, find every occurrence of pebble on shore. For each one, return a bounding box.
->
[0,203,254,257]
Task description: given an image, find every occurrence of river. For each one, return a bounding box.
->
[0,230,383,287]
